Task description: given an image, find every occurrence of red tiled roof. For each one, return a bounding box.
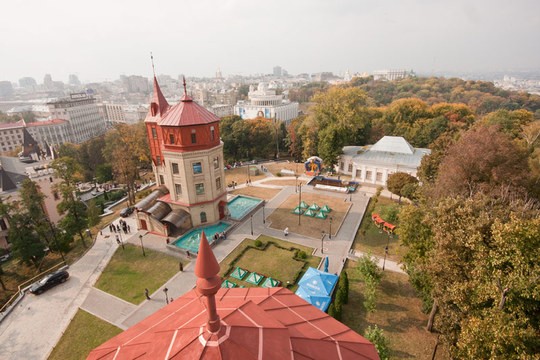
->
[0,120,25,130]
[87,286,378,360]
[158,94,220,127]
[25,119,67,127]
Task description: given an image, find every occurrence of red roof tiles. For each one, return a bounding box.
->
[87,287,379,360]
[158,94,220,127]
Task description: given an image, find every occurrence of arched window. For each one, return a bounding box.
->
[191,129,197,144]
[200,212,207,223]
[150,103,158,116]
[210,126,215,141]
[169,133,175,144]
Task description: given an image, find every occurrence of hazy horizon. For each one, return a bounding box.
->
[1,0,539,84]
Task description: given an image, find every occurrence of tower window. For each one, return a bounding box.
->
[156,156,161,165]
[200,212,207,223]
[174,183,182,197]
[169,133,175,144]
[216,177,221,190]
[192,162,202,174]
[172,163,179,174]
[191,129,196,144]
[195,183,205,195]
[213,157,219,169]
[210,126,215,141]
[159,175,164,185]
[151,127,157,139]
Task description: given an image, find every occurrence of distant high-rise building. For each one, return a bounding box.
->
[43,74,53,89]
[47,93,107,144]
[120,75,150,93]
[273,66,282,77]
[68,74,81,86]
[19,77,37,89]
[0,81,13,98]
[215,68,223,80]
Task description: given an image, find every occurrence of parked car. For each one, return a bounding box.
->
[119,207,134,217]
[29,269,70,295]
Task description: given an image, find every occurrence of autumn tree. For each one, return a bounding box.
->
[433,125,530,199]
[482,109,534,138]
[51,156,88,247]
[310,86,373,165]
[386,172,418,202]
[285,116,305,161]
[103,122,150,205]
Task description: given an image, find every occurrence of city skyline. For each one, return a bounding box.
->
[1,0,540,83]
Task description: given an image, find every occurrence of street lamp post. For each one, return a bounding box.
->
[329,217,333,239]
[139,234,146,257]
[262,202,265,224]
[298,183,302,225]
[321,231,326,254]
[383,245,389,271]
[164,287,169,304]
[250,215,253,235]
[295,174,299,193]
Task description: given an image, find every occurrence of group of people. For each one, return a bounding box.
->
[109,219,131,234]
[245,178,253,186]
[213,232,227,242]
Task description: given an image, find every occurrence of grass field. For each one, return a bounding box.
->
[94,244,179,304]
[48,309,122,360]
[353,196,405,262]
[229,186,281,200]
[341,262,449,359]
[224,166,266,186]
[267,192,350,239]
[219,235,320,291]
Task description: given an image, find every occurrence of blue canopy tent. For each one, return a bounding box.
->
[295,286,332,312]
[295,267,339,312]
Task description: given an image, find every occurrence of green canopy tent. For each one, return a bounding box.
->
[299,201,309,209]
[308,203,320,211]
[261,277,281,288]
[221,279,237,288]
[304,209,316,217]
[315,211,327,219]
[245,272,264,285]
[292,206,304,215]
[320,205,332,213]
[230,267,248,280]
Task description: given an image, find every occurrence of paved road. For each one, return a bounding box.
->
[0,174,403,359]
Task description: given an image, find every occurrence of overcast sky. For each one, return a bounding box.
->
[1,0,539,83]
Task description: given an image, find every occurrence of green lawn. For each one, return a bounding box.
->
[354,196,405,262]
[219,235,320,290]
[48,309,122,360]
[341,262,449,359]
[94,244,181,304]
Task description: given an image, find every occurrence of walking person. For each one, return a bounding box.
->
[284,227,289,236]
[144,288,151,300]
[179,261,183,272]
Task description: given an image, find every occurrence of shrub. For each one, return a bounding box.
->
[364,325,390,360]
[328,303,336,318]
[333,300,342,321]
[336,287,346,305]
[297,250,307,259]
[254,239,262,248]
[338,271,349,304]
[276,172,282,177]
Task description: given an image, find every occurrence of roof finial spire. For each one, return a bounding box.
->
[195,231,222,333]
[150,52,156,77]
[182,76,187,95]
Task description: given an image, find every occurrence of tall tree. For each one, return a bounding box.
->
[433,125,530,199]
[103,123,150,205]
[310,86,373,165]
[51,156,87,247]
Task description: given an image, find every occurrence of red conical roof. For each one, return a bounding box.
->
[145,76,170,122]
[195,231,220,279]
[157,80,220,127]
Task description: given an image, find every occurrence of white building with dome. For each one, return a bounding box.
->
[234,82,298,124]
[338,136,430,186]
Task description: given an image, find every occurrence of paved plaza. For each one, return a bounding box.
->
[0,174,403,359]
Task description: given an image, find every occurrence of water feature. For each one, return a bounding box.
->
[172,221,231,253]
[227,195,263,220]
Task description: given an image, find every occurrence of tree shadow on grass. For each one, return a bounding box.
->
[377,302,407,312]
